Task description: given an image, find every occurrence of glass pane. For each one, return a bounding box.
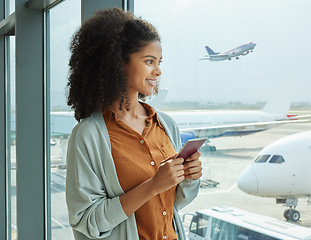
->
[9,35,17,240]
[254,155,270,163]
[269,155,284,164]
[48,0,80,239]
[135,0,311,236]
[5,0,15,16]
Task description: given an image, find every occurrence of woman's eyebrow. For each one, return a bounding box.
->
[143,55,163,60]
[143,55,156,59]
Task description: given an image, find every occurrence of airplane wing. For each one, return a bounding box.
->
[181,119,311,139]
[199,54,228,60]
[287,114,311,120]
[199,57,210,60]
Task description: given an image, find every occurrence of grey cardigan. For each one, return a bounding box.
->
[66,110,200,239]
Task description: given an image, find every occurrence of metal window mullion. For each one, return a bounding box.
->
[127,0,134,12]
[5,35,12,240]
[1,2,12,240]
[0,34,7,240]
[15,0,48,239]
[44,9,51,240]
[81,0,129,22]
[26,0,64,10]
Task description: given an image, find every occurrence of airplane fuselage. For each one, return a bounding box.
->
[168,110,287,138]
[50,109,289,139]
[238,130,311,198]
[202,42,256,61]
[169,110,284,128]
[222,43,256,59]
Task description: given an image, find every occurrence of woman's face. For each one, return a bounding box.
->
[123,41,162,97]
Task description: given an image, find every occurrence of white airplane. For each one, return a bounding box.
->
[238,130,311,222]
[168,99,311,147]
[51,97,311,149]
[200,42,256,61]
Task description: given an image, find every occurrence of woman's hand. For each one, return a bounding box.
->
[119,152,202,216]
[183,152,202,180]
[151,156,185,195]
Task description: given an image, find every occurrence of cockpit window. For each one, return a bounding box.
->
[254,155,270,163]
[269,155,285,164]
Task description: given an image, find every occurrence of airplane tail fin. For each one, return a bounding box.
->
[262,95,291,116]
[146,88,168,110]
[205,46,219,55]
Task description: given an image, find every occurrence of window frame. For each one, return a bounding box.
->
[0,1,134,240]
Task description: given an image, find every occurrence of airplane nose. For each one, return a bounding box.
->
[238,167,258,195]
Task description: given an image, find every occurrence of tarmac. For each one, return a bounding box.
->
[9,120,311,239]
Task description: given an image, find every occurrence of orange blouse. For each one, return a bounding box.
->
[103,103,177,240]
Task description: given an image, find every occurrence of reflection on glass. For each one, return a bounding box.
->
[6,0,15,16]
[49,0,80,239]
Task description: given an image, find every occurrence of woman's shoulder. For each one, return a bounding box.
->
[155,109,178,129]
[70,111,107,140]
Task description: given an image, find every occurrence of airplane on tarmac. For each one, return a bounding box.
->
[199,42,256,61]
[51,95,311,150]
[238,130,311,222]
[170,96,311,147]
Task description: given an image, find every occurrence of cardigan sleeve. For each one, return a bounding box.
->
[66,121,128,239]
[155,110,200,211]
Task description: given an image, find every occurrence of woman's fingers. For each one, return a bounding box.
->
[183,151,203,180]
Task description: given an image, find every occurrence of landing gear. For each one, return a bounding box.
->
[278,196,311,222]
[284,208,300,222]
[277,198,300,222]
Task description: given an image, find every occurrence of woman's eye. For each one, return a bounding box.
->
[146,59,153,64]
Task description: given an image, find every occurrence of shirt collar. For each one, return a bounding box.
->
[102,102,162,127]
[140,102,164,129]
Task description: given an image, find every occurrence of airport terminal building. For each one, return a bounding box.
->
[2,1,311,240]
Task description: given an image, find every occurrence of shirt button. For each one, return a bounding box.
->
[162,211,167,216]
[163,236,167,239]
[140,140,144,144]
[151,161,155,166]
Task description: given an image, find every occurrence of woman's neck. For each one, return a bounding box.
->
[109,93,146,121]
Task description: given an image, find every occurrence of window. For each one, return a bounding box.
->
[48,0,80,239]
[134,0,311,232]
[254,155,270,163]
[8,0,14,15]
[190,214,209,237]
[269,155,285,164]
[9,35,16,240]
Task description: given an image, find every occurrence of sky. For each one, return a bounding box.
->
[49,0,311,107]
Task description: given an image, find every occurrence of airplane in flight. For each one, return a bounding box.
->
[200,42,256,61]
[238,130,311,222]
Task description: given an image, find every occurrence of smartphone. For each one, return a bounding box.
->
[175,138,207,160]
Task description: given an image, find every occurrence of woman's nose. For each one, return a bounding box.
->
[154,65,162,76]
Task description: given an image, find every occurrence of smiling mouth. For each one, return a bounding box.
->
[146,79,158,86]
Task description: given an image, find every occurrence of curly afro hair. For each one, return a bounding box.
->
[66,8,161,121]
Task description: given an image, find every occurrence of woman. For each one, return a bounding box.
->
[66,8,202,240]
